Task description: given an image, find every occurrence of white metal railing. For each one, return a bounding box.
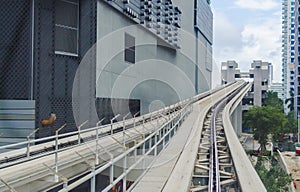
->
[0,81,237,192]
[0,79,229,169]
[0,104,188,191]
[0,81,235,162]
[58,100,193,192]
[0,101,190,168]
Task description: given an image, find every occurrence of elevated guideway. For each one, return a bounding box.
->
[0,81,265,192]
[132,81,266,192]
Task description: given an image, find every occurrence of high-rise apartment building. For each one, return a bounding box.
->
[295,0,300,116]
[282,0,295,114]
[269,82,284,100]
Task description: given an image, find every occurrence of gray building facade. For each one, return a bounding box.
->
[0,0,213,144]
[221,60,271,106]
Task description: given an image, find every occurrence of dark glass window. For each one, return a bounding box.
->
[55,0,79,55]
[125,33,135,63]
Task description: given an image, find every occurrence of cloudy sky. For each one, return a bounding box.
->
[211,0,282,83]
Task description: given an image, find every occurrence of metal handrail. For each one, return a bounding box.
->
[0,81,237,170]
[0,81,234,153]
[0,81,238,192]
[58,98,193,192]
[0,100,183,152]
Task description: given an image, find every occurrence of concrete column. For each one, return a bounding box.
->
[236,102,242,136]
[231,102,243,136]
[231,109,237,134]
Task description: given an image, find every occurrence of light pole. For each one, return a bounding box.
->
[110,114,120,135]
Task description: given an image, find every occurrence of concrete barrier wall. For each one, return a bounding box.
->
[277,150,296,192]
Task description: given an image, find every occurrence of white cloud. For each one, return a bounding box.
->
[238,17,282,77]
[234,0,279,10]
[212,11,243,87]
[213,12,243,50]
[213,14,282,82]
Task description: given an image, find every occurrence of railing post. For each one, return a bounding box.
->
[110,160,114,184]
[63,182,68,189]
[95,118,105,165]
[26,136,30,158]
[91,167,96,192]
[44,163,68,189]
[173,105,176,117]
[132,111,140,132]
[162,127,165,149]
[26,128,39,158]
[54,124,66,182]
[154,134,157,156]
[123,155,127,192]
[55,133,59,182]
[77,120,88,145]
[134,140,137,162]
[168,126,171,140]
[149,135,152,150]
[142,142,145,169]
[142,116,145,133]
[110,114,120,135]
[123,112,131,148]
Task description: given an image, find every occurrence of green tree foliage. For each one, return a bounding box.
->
[243,106,286,151]
[263,91,284,112]
[255,157,292,192]
[284,111,297,134]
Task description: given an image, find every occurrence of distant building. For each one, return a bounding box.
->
[269,82,284,101]
[221,60,272,106]
[282,0,295,114]
[295,0,300,117]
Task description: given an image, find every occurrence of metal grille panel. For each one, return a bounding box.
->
[0,0,31,99]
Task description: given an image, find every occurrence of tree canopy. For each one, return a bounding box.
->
[263,91,284,112]
[243,106,286,151]
[255,157,292,192]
